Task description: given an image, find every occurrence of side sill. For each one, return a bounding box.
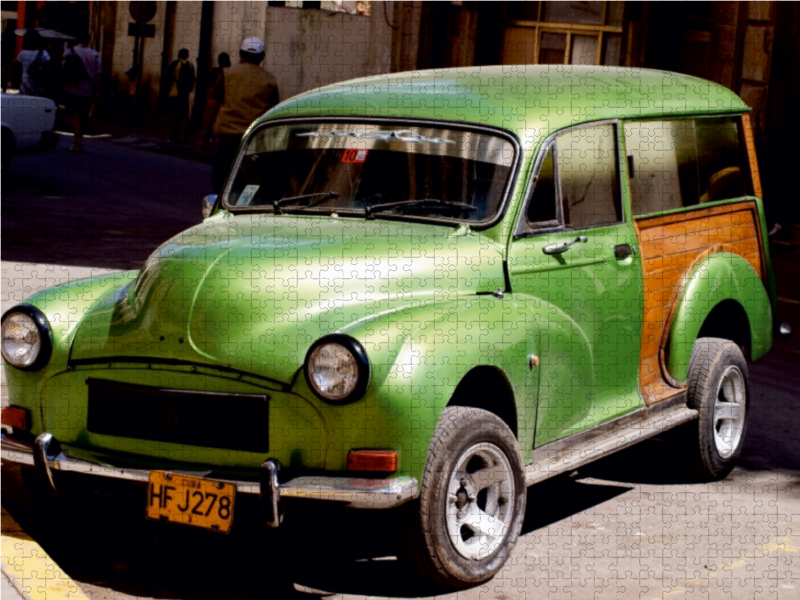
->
[525,392,697,486]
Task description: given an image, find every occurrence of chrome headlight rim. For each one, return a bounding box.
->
[1,304,52,371]
[304,334,370,404]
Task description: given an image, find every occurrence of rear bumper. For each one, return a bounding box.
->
[1,432,419,519]
[8,130,59,154]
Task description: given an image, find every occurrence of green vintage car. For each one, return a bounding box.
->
[2,66,776,587]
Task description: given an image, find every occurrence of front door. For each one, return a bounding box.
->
[507,122,643,447]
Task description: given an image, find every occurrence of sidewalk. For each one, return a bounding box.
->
[1,508,89,600]
[2,568,25,600]
[54,112,214,165]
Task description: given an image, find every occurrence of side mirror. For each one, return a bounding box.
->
[202,194,218,219]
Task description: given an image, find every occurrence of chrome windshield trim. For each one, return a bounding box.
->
[220,115,522,232]
[1,434,418,509]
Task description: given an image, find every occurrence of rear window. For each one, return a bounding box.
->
[624,117,751,216]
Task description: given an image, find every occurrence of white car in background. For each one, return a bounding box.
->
[1,92,59,169]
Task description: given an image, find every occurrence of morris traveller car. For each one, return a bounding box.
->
[2,66,775,587]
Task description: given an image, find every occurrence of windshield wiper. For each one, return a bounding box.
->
[273,191,339,215]
[365,199,477,218]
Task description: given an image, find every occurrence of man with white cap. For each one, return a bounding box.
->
[200,36,280,193]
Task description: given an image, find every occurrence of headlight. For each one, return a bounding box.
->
[305,334,370,403]
[1,305,52,370]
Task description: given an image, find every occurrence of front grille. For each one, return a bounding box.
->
[87,378,269,453]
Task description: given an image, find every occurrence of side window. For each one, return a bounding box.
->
[556,124,622,229]
[626,117,750,216]
[518,123,622,235]
[625,120,699,215]
[525,145,557,227]
[696,117,749,203]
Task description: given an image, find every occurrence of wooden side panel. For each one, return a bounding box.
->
[741,113,763,199]
[636,202,763,405]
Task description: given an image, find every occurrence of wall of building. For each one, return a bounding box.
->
[208,2,392,99]
[97,0,394,113]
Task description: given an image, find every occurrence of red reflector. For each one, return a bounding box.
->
[2,407,29,431]
[347,450,398,473]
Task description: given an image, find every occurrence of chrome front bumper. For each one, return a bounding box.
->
[1,433,419,523]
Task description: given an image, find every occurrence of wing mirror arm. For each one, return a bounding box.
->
[542,235,587,255]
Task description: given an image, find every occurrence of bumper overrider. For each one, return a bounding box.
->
[1,432,419,527]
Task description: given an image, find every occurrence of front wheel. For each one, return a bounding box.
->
[685,337,749,480]
[401,406,526,588]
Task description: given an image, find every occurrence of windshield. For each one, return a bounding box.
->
[223,122,516,223]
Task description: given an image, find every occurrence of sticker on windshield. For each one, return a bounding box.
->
[342,148,368,163]
[238,185,260,206]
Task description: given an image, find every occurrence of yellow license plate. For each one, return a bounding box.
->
[146,471,235,533]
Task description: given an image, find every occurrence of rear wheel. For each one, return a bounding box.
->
[401,406,526,588]
[685,337,749,480]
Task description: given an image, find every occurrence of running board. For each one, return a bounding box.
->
[525,392,697,486]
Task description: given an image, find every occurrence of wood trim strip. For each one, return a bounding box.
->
[635,202,762,405]
[741,113,763,199]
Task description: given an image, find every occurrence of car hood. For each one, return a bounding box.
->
[70,214,505,383]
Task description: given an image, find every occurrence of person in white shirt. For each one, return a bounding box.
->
[16,29,51,96]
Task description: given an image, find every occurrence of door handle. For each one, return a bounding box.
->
[614,243,637,260]
[543,235,587,255]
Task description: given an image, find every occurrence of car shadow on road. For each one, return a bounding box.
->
[573,429,707,486]
[1,463,636,599]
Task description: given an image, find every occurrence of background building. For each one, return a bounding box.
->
[3,1,798,227]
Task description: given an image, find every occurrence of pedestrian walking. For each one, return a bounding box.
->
[61,32,101,153]
[16,29,51,97]
[2,24,17,92]
[162,48,196,143]
[199,37,279,194]
[208,52,231,90]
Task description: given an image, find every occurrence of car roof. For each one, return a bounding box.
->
[264,65,749,141]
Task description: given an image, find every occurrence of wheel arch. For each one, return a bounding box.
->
[696,300,751,352]
[446,366,518,439]
[666,252,772,383]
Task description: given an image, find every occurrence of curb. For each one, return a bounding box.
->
[53,128,215,165]
[0,508,89,600]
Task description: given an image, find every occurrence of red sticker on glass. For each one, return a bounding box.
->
[342,148,368,163]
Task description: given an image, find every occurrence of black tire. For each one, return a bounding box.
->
[400,406,526,588]
[685,337,749,480]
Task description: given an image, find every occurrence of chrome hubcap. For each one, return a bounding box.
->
[713,366,746,458]
[445,443,515,560]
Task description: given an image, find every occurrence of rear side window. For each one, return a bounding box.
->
[625,117,750,216]
[696,118,749,203]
